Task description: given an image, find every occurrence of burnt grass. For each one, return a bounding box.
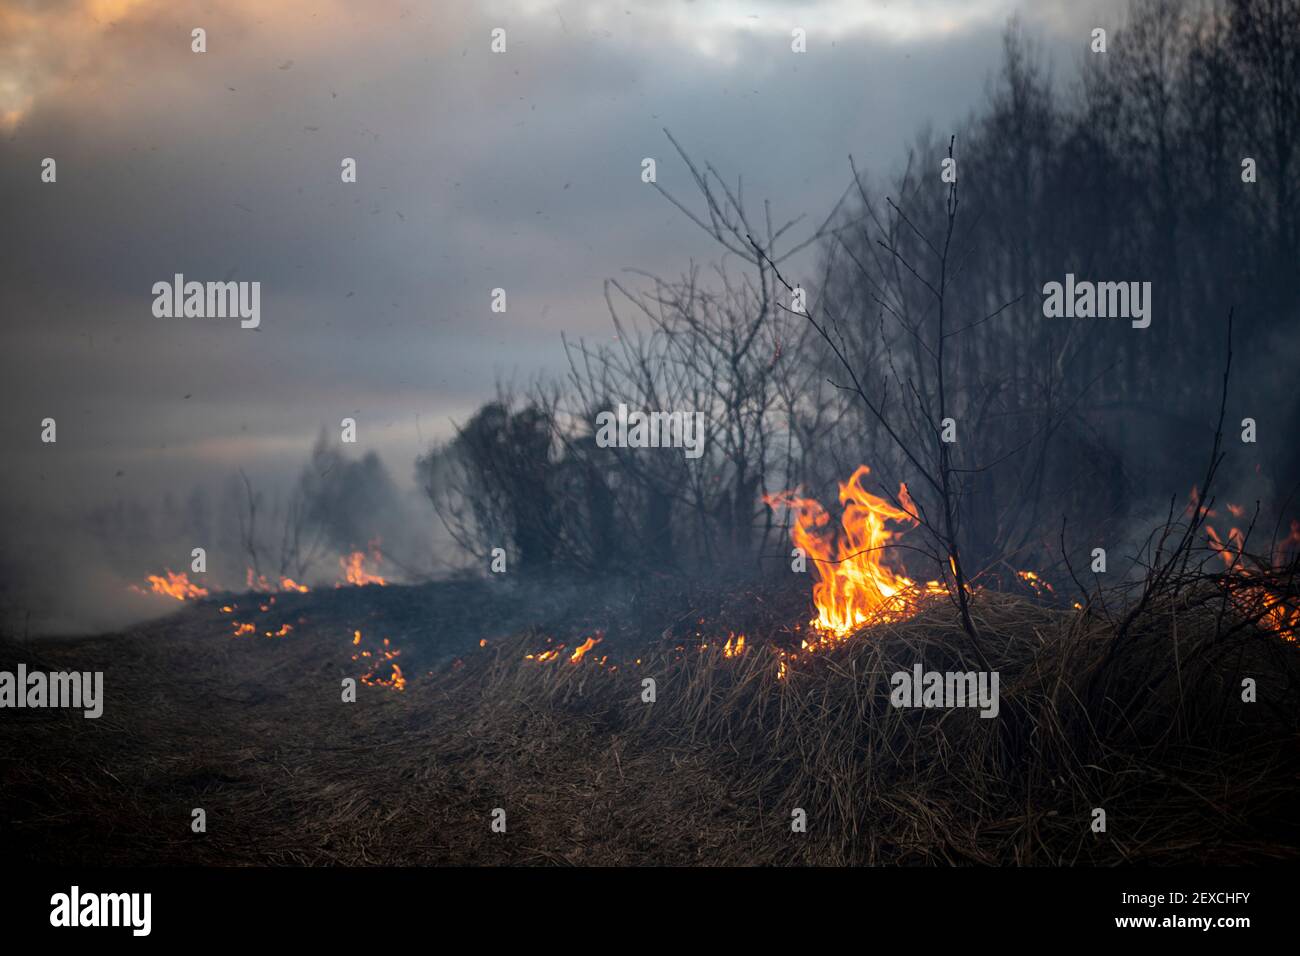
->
[1,575,1297,866]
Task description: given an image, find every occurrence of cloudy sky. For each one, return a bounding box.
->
[0,0,1123,627]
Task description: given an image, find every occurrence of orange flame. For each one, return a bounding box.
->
[1196,488,1299,641]
[569,635,602,663]
[245,570,312,594]
[766,465,943,642]
[339,543,386,587]
[352,629,406,690]
[135,570,209,601]
[1017,570,1055,596]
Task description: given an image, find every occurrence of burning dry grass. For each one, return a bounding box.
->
[462,591,1298,864]
[1,584,1295,865]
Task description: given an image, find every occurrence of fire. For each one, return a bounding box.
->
[766,465,943,642]
[1017,570,1055,597]
[722,633,746,658]
[524,633,612,665]
[134,570,209,601]
[339,542,386,587]
[352,629,406,691]
[246,569,311,593]
[1195,488,1299,641]
[569,635,602,663]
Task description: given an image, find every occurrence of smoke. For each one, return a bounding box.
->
[0,432,446,637]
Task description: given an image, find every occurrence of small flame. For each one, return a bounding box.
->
[134,570,208,601]
[569,635,603,663]
[353,629,406,690]
[1017,570,1055,596]
[246,569,312,594]
[1197,489,1299,641]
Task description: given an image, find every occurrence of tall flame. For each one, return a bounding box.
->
[766,465,941,640]
[339,541,386,587]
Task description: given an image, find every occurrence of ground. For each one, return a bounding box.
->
[2,577,1297,865]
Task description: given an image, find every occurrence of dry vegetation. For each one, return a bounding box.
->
[3,580,1296,866]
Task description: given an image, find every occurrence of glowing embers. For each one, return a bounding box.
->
[765,465,945,642]
[352,630,405,691]
[524,632,607,666]
[224,597,302,640]
[246,570,310,593]
[228,617,293,639]
[1017,570,1055,598]
[523,639,563,663]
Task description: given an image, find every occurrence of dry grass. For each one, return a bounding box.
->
[1,585,1296,865]
[460,589,1299,864]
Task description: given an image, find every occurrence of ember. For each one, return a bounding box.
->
[246,570,312,594]
[352,629,406,691]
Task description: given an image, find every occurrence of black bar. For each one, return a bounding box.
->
[7,867,1285,943]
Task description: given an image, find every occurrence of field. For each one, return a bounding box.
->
[3,576,1296,866]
